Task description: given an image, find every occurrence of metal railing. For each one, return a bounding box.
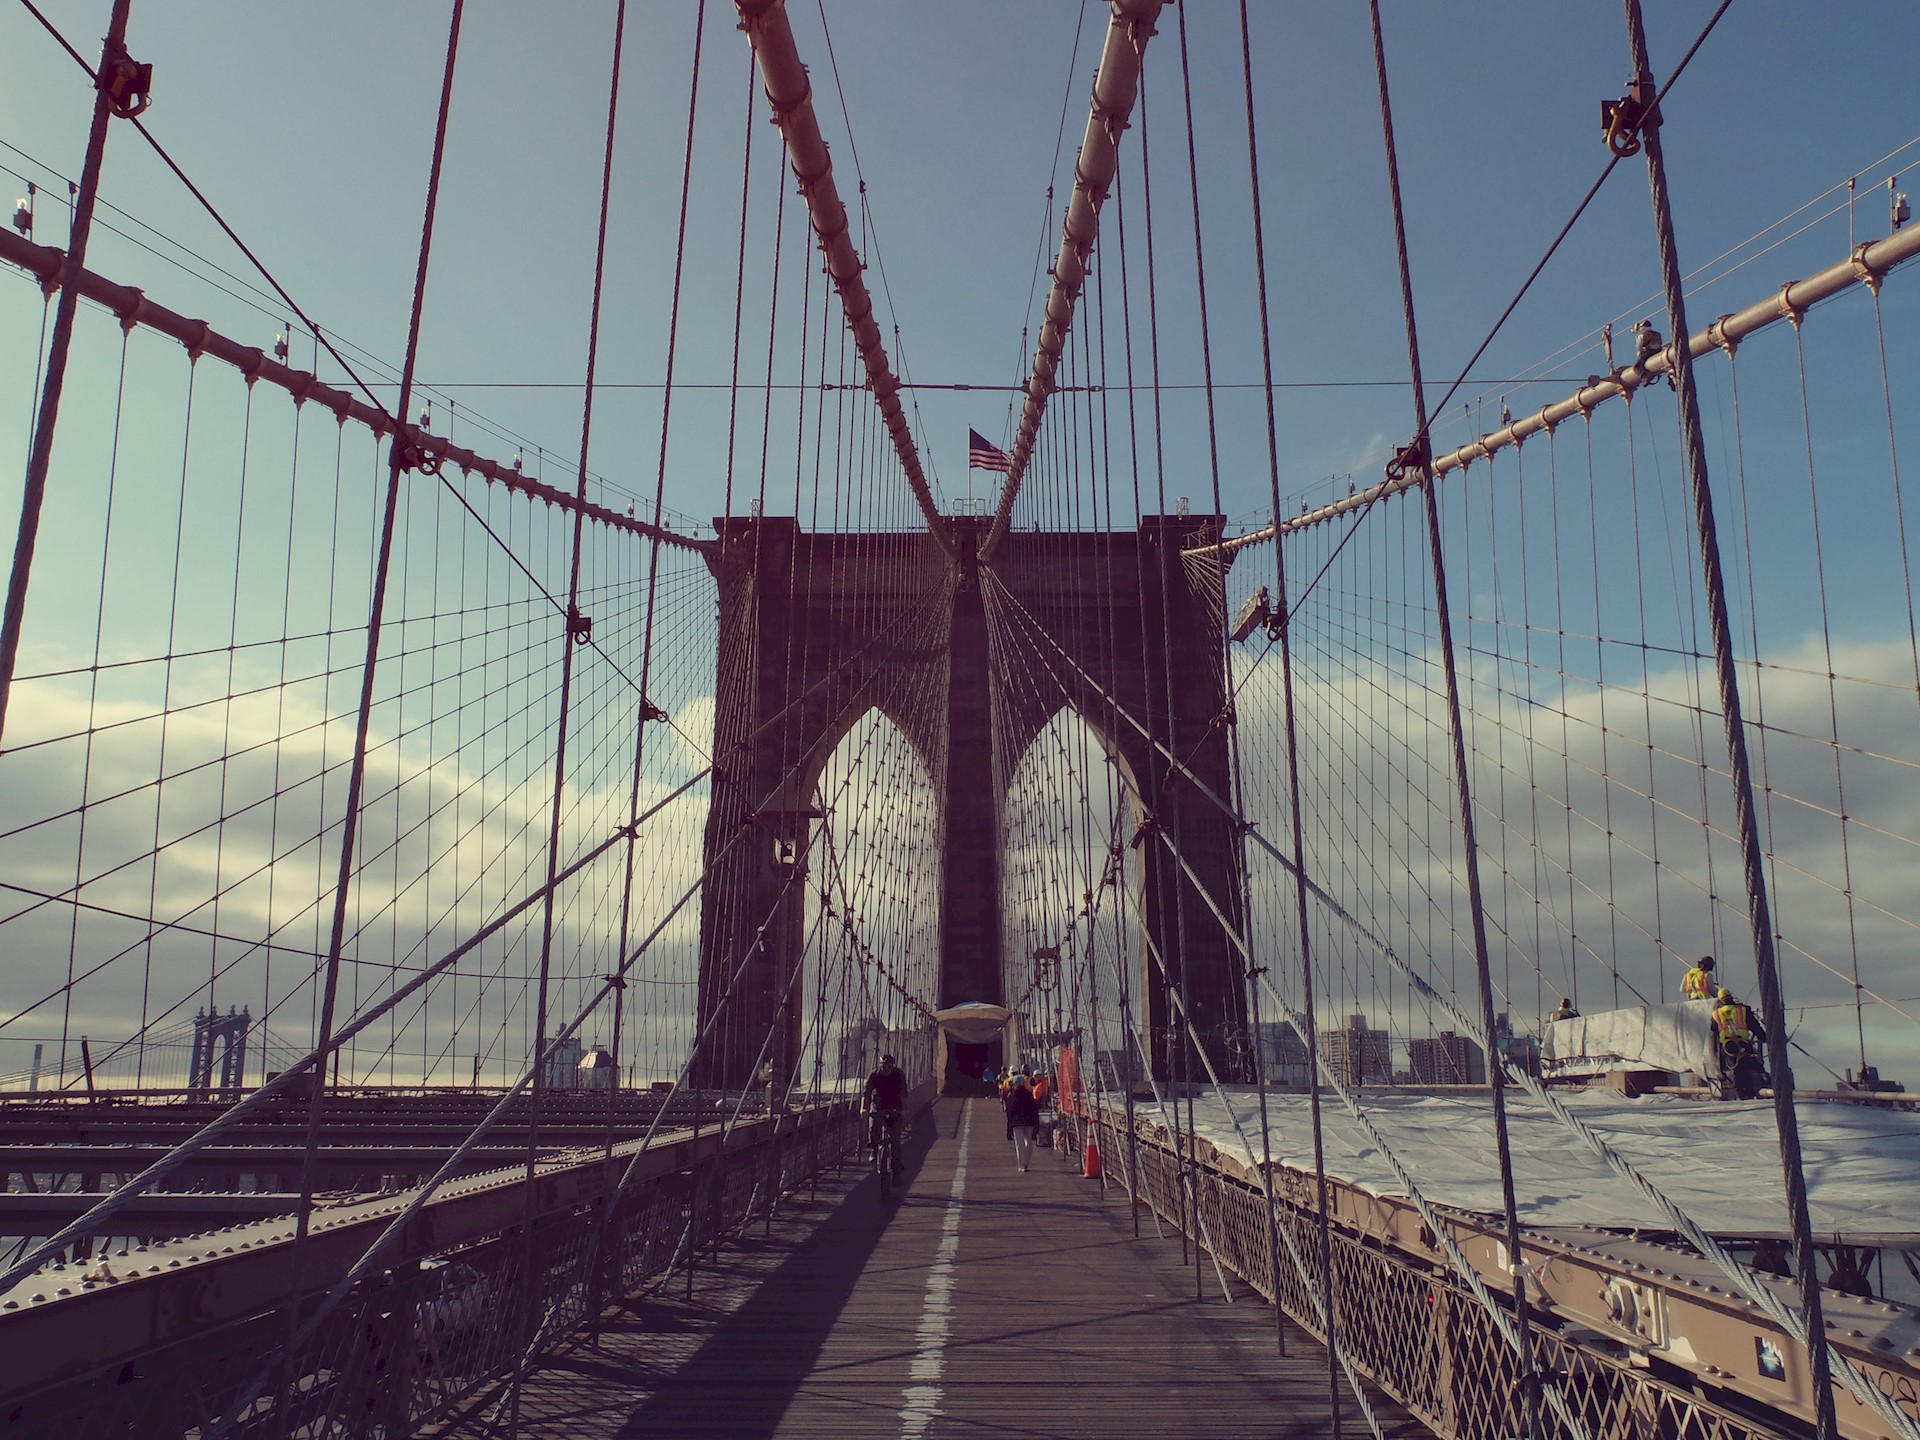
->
[1085,1112,1804,1440]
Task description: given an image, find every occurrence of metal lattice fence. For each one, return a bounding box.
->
[1085,1112,1794,1440]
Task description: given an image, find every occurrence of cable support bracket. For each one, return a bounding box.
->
[114,287,147,333]
[640,698,669,724]
[1777,279,1806,329]
[1128,814,1157,851]
[1851,241,1885,295]
[566,606,593,645]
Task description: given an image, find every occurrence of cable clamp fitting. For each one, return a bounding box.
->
[1600,75,1657,158]
[1129,814,1157,851]
[99,41,153,119]
[641,699,669,724]
[567,607,593,645]
[392,438,442,476]
[1384,434,1429,486]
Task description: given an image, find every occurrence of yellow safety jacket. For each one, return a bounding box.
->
[1682,968,1715,1000]
[1713,1002,1752,1043]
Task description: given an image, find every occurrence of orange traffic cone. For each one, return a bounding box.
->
[1082,1133,1102,1179]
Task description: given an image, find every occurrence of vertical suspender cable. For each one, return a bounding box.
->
[281,0,468,1417]
[509,0,641,1428]
[1363,4,1539,1434]
[1616,2,1837,1432]
[1170,0,1276,1329]
[1231,0,1343,1404]
[1096,207,1145,1237]
[1131,60,1195,1283]
[1,0,137,743]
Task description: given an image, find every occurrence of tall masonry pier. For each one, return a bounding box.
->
[694,514,1248,1089]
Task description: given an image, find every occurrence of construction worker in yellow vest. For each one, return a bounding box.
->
[1711,987,1765,1100]
[1711,989,1751,1044]
[1681,955,1717,1000]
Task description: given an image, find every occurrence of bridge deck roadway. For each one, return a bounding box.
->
[444,1096,1427,1439]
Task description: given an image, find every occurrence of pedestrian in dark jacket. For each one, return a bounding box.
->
[1005,1077,1041,1171]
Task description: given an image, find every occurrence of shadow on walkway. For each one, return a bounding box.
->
[609,1109,940,1438]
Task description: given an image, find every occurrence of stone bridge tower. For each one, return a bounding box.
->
[694,514,1247,1089]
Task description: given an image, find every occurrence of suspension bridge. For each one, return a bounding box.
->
[3,1,1919,1436]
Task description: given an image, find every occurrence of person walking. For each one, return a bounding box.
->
[1005,1075,1041,1171]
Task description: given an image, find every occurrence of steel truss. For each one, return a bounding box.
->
[1,1101,861,1438]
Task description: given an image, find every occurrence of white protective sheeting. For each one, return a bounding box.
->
[1158,1088,1920,1241]
[932,1003,1012,1044]
[1541,1000,1719,1075]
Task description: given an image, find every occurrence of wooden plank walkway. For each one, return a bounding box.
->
[441,1097,1430,1439]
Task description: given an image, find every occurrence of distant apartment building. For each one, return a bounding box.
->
[1408,1030,1486,1086]
[1252,1021,1315,1086]
[540,1034,585,1090]
[1499,1025,1543,1078]
[1323,1013,1392,1087]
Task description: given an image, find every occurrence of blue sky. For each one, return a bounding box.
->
[5,2,1915,522]
[5,1,1920,1086]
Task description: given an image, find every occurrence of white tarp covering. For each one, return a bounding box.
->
[932,1003,1012,1044]
[1541,1000,1719,1075]
[1146,1088,1920,1241]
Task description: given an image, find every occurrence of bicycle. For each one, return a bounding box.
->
[872,1108,903,1198]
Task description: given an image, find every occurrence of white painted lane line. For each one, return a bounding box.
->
[900,1102,970,1439]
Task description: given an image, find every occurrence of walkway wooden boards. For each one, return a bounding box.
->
[446,1097,1429,1439]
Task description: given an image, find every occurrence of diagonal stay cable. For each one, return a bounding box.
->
[13,0,702,717]
[0,579,949,1290]
[204,806,767,1439]
[1183,0,1737,609]
[987,564,1578,1434]
[1143,803,1595,1440]
[989,555,1920,1440]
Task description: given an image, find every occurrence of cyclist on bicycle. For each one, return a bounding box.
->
[863,1052,905,1153]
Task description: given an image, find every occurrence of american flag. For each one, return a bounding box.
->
[968,428,1012,473]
